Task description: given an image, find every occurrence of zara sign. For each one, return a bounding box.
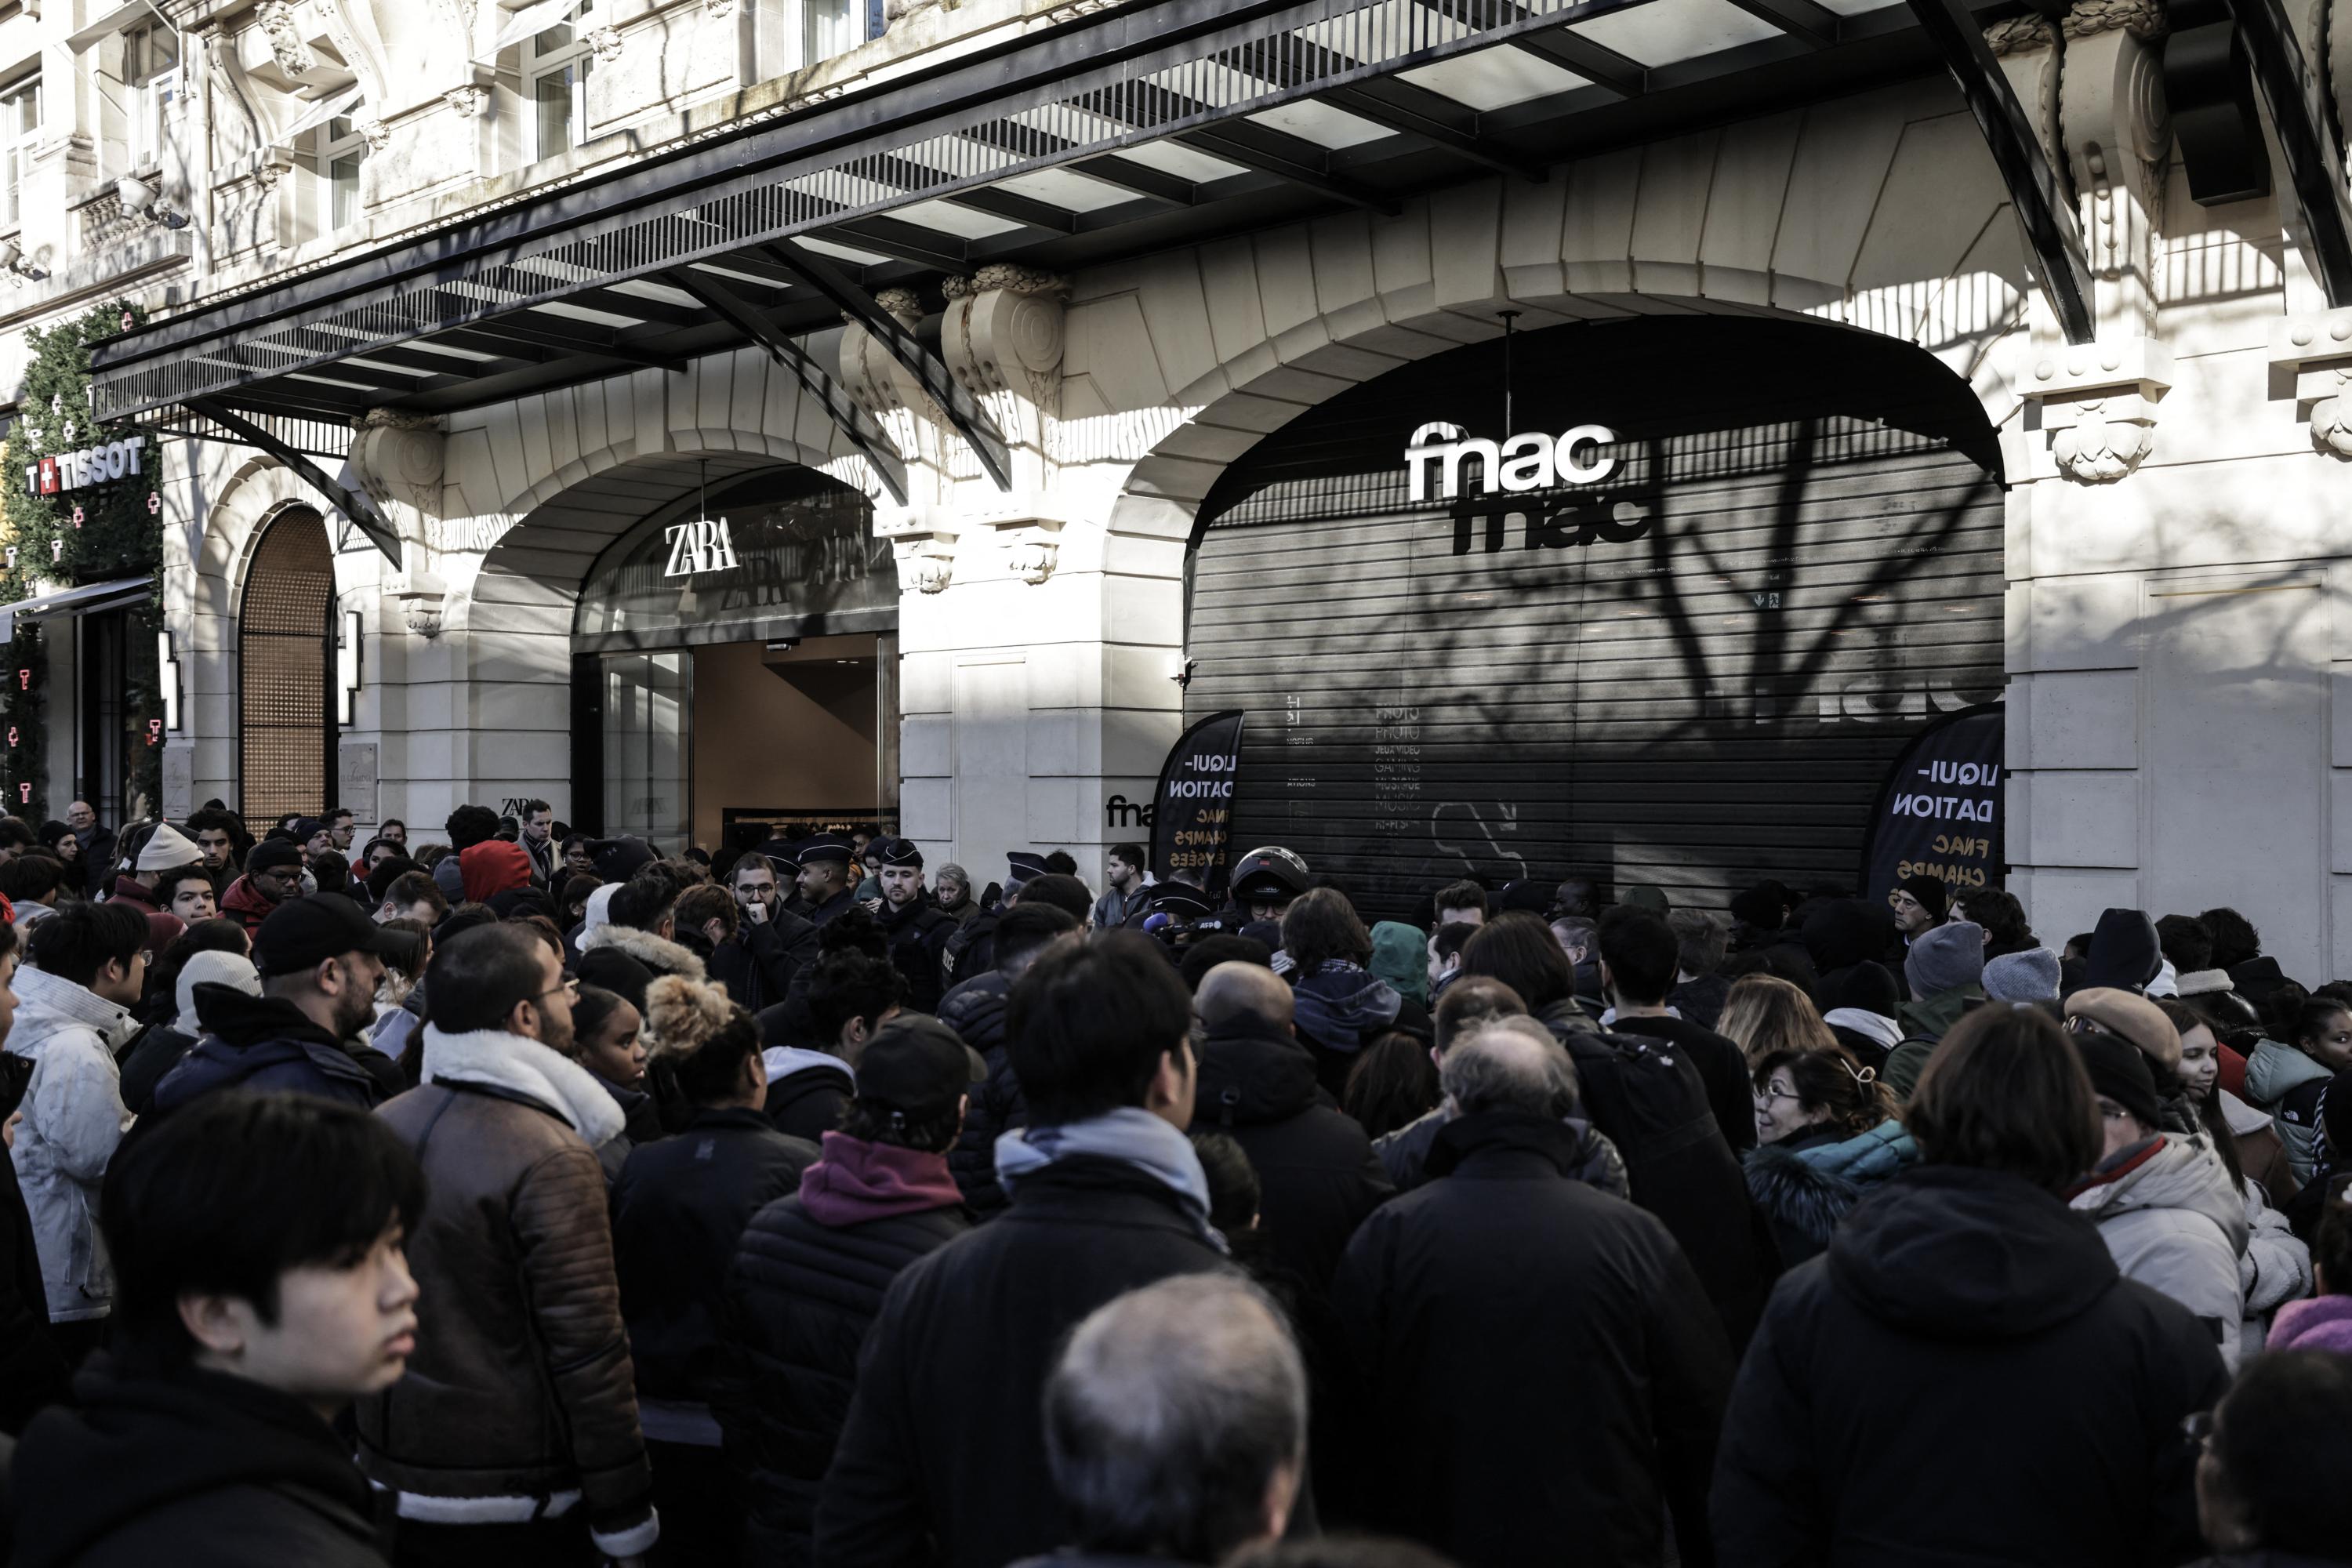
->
[1403,421,1617,501]
[662,516,739,577]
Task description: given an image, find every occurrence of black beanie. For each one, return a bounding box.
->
[1820,960,1900,1019]
[2085,908,2163,993]
[2074,1029,2163,1131]
[1899,874,1951,923]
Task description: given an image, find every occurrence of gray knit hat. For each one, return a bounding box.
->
[1905,919,1987,999]
[1982,946,2061,1003]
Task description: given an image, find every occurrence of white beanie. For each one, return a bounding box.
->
[136,822,205,873]
[177,949,261,1026]
[581,882,618,938]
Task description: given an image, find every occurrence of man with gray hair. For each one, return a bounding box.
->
[1019,1273,1305,1567]
[1330,1021,1733,1568]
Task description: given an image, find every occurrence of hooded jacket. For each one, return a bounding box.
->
[761,1047,855,1145]
[1744,1119,1919,1267]
[2070,1134,2252,1369]
[1290,960,1403,1094]
[938,970,1023,1214]
[715,1134,971,1568]
[1193,1016,1393,1290]
[575,923,708,1013]
[13,1359,383,1567]
[356,1026,658,1559]
[148,985,380,1116]
[1712,1164,2227,1567]
[2245,1037,2334,1183]
[1331,1111,1731,1568]
[7,966,139,1322]
[612,1106,818,1411]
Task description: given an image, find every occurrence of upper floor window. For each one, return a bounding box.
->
[530,0,593,160]
[804,0,858,65]
[319,115,365,232]
[122,23,180,172]
[1,75,38,230]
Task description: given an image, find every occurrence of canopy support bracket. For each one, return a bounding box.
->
[186,397,405,568]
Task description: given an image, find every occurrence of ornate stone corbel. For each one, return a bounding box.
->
[838,289,928,419]
[394,574,448,638]
[2024,338,2172,481]
[344,409,445,580]
[2058,0,2172,337]
[252,145,298,190]
[445,84,489,118]
[255,0,318,79]
[359,120,391,152]
[588,26,625,64]
[873,505,960,594]
[2270,310,2352,459]
[940,265,1070,410]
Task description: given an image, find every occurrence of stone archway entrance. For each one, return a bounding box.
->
[238,506,336,824]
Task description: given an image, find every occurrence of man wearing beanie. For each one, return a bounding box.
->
[1983,947,2063,1006]
[1889,874,1948,941]
[2067,1027,2252,1367]
[1883,921,1986,1098]
[222,838,307,938]
[1818,960,1903,1073]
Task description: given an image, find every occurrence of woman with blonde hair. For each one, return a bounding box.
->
[1719,972,1837,1066]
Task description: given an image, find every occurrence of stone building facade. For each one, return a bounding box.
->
[14,0,2352,976]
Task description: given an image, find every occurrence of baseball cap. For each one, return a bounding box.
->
[254,894,415,978]
[855,1014,985,1120]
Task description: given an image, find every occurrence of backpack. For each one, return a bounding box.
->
[1541,1007,1777,1348]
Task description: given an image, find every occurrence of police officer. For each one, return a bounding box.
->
[873,837,956,1011]
[795,835,861,926]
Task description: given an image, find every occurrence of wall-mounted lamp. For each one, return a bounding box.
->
[114,176,190,230]
[0,239,47,281]
[157,628,182,733]
[336,610,363,725]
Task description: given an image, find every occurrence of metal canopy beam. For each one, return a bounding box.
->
[1903,0,2095,343]
[658,267,913,505]
[1722,0,1842,47]
[757,239,1016,492]
[2217,0,2352,303]
[187,397,404,568]
[1509,29,1650,96]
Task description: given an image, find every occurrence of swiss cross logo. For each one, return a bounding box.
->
[35,457,56,495]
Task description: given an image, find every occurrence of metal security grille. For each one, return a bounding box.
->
[238,509,336,826]
[1183,318,2007,922]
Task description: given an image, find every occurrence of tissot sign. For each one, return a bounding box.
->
[24,433,147,496]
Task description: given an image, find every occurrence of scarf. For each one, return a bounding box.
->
[995,1107,1226,1252]
[800,1132,964,1226]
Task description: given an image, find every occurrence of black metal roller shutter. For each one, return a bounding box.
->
[1183,318,2005,925]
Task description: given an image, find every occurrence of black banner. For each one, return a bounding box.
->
[1152,710,1246,895]
[1859,702,2005,906]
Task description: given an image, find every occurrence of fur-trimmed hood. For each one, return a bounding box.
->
[419,1025,624,1148]
[575,922,707,982]
[1746,1120,1919,1254]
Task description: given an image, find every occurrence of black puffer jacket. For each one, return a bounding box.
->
[0,1147,67,1435]
[1331,1112,1732,1568]
[1713,1164,2228,1567]
[938,971,1024,1215]
[707,913,822,1015]
[714,1137,970,1568]
[611,1107,819,1403]
[1193,1018,1392,1290]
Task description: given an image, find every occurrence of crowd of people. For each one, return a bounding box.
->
[2,800,2350,1568]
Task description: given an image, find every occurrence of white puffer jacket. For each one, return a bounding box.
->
[6,966,140,1321]
[2236,1175,2313,1361]
[2071,1133,2252,1370]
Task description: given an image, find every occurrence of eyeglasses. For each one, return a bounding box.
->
[2063,1014,2107,1036]
[1753,1085,1803,1105]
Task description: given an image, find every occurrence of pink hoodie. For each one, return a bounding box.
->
[2269,1294,2352,1353]
[797,1131,964,1227]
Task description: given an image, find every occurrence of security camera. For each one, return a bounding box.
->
[0,238,45,281]
[114,176,189,230]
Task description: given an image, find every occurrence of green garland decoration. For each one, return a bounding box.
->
[0,299,164,826]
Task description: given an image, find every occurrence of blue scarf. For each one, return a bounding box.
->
[996,1108,1227,1252]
